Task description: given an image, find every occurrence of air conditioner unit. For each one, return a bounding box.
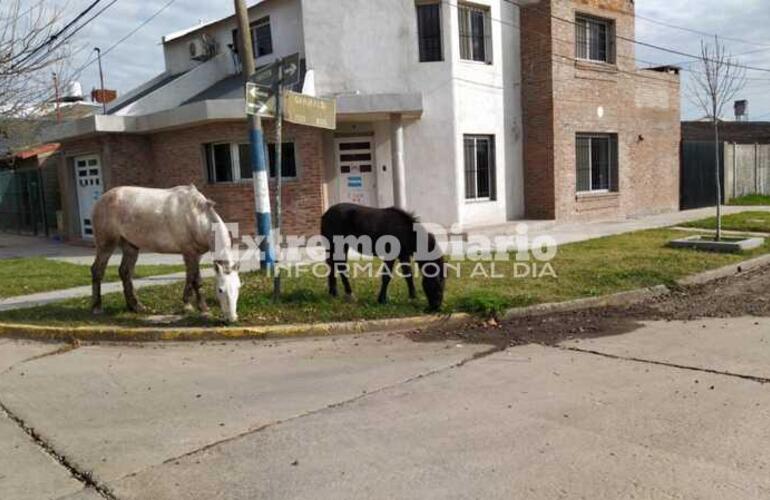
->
[189,34,216,61]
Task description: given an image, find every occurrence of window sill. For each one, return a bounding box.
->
[574,59,618,74]
[207,179,299,186]
[576,191,619,200]
[459,59,493,66]
[465,197,497,204]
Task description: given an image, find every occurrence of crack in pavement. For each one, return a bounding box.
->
[557,345,770,384]
[116,343,504,483]
[0,399,118,500]
[0,340,114,498]
[1,341,81,377]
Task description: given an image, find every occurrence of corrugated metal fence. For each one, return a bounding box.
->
[724,144,770,200]
[0,166,60,236]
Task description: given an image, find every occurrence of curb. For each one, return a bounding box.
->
[1,255,768,343]
[676,253,770,286]
[0,313,474,343]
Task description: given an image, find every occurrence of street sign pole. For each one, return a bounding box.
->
[234,0,274,271]
[273,57,284,300]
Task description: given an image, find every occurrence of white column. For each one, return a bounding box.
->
[390,113,407,209]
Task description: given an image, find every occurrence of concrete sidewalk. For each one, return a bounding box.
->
[466,204,770,248]
[1,316,769,499]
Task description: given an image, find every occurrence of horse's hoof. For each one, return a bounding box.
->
[344,294,355,303]
[129,303,147,314]
[377,297,388,305]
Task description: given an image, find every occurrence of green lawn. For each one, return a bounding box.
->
[1,228,767,327]
[727,194,770,206]
[0,258,186,299]
[682,211,770,234]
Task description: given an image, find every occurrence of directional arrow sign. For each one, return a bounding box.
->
[245,82,275,116]
[249,53,301,89]
[283,91,336,130]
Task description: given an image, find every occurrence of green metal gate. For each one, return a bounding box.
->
[0,167,59,236]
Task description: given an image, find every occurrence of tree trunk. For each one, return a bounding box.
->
[714,119,722,241]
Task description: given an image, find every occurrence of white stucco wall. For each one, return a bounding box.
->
[301,0,523,228]
[162,0,305,76]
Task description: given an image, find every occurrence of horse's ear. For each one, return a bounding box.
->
[213,261,223,274]
[232,261,240,272]
[205,199,216,209]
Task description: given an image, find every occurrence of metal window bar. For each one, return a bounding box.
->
[464,136,496,200]
[575,15,611,63]
[576,134,616,193]
[459,4,490,62]
[417,3,442,62]
[252,17,273,57]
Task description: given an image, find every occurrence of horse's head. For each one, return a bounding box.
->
[214,260,241,323]
[420,255,446,312]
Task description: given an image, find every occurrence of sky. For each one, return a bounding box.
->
[57,0,770,120]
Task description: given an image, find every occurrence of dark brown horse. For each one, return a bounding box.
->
[321,203,446,311]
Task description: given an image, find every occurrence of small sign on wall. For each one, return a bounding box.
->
[347,176,363,188]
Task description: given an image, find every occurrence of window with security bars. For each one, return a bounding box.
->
[464,135,496,200]
[458,3,492,63]
[417,3,443,62]
[205,142,296,183]
[575,14,614,63]
[231,16,273,60]
[576,134,618,193]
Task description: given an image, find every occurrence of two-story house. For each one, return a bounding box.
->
[45,0,679,242]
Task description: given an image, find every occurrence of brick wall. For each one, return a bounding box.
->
[520,0,556,219]
[57,120,327,240]
[521,0,681,221]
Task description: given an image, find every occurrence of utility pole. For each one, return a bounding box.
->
[94,47,106,114]
[234,0,275,270]
[52,73,61,123]
[273,57,283,300]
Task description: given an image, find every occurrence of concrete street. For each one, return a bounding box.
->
[1,315,769,499]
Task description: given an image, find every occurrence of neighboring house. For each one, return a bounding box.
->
[0,143,62,236]
[43,0,680,243]
[681,121,770,208]
[520,0,680,220]
[0,89,100,236]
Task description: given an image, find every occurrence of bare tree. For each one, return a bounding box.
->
[688,36,747,241]
[1,0,71,152]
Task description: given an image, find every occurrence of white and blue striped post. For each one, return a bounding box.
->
[235,0,274,270]
[250,127,275,269]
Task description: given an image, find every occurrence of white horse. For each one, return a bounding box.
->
[90,185,241,322]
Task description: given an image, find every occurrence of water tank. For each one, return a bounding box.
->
[62,81,84,102]
[734,100,748,122]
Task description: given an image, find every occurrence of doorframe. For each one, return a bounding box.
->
[73,154,103,240]
[335,136,377,207]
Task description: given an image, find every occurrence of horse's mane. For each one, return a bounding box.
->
[388,206,419,224]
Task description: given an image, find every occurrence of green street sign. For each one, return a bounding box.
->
[250,53,301,88]
[245,82,275,116]
[283,91,336,130]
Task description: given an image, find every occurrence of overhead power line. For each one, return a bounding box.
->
[69,0,177,83]
[17,0,122,73]
[11,0,104,68]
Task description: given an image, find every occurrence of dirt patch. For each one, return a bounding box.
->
[409,265,770,348]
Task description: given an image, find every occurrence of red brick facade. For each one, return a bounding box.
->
[57,120,327,240]
[521,0,681,221]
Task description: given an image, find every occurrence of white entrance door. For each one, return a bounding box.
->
[74,155,103,239]
[336,137,377,207]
